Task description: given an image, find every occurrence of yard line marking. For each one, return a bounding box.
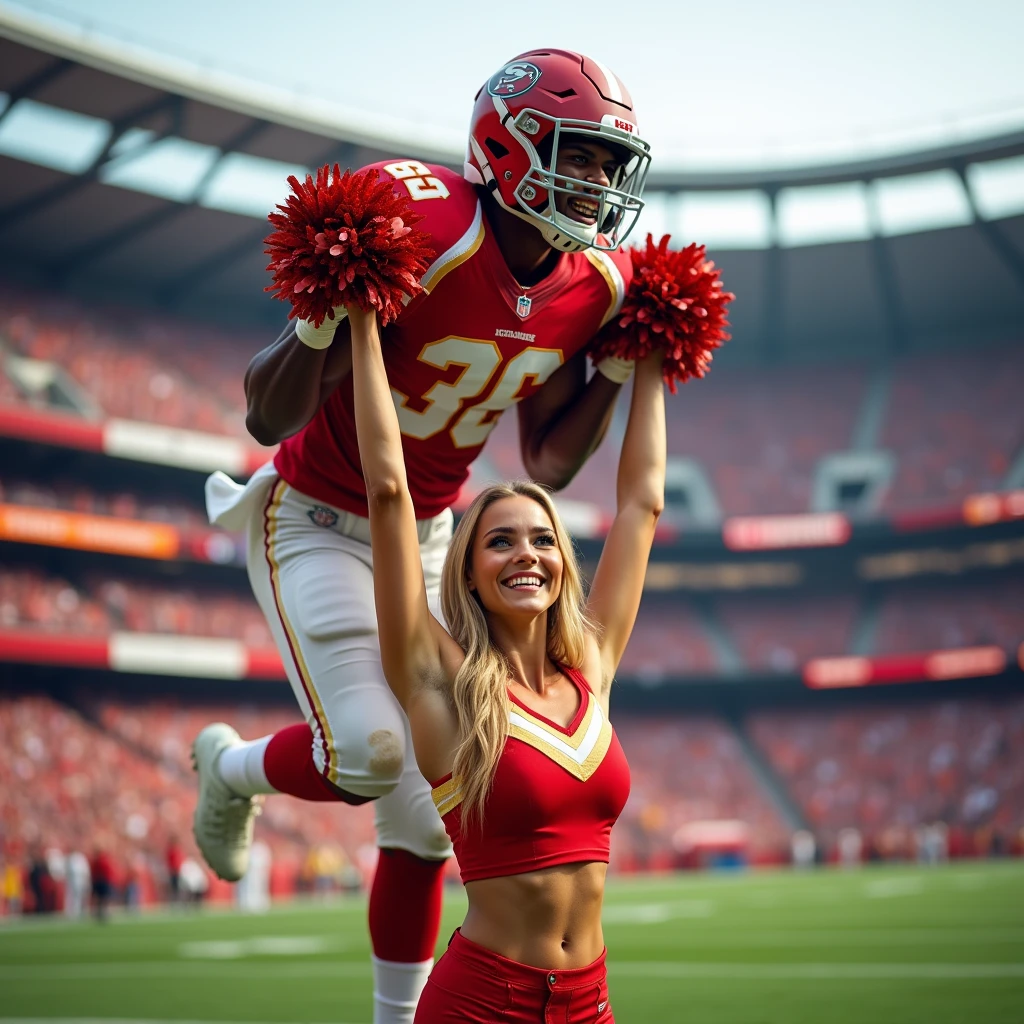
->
[603,899,715,924]
[611,962,1024,979]
[0,962,371,980]
[863,877,926,898]
[1,1019,368,1024]
[0,897,370,935]
[634,927,1024,946]
[177,936,341,959]
[6,961,1024,982]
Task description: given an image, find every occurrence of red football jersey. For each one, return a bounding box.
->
[275,161,632,519]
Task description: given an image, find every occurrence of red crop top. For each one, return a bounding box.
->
[430,666,630,884]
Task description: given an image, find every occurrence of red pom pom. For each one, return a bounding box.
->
[592,234,734,393]
[264,165,435,327]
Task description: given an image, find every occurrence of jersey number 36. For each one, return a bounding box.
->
[393,338,563,449]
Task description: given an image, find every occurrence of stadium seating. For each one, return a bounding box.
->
[0,478,209,529]
[4,686,1022,906]
[874,577,1024,653]
[715,594,859,671]
[0,694,208,889]
[749,698,1024,856]
[4,286,1023,520]
[1,691,792,887]
[0,568,112,635]
[89,578,272,645]
[614,716,792,866]
[87,698,376,862]
[0,567,270,644]
[619,602,719,677]
[0,692,369,907]
[6,563,1023,672]
[880,348,1024,512]
[665,365,868,517]
[0,289,252,435]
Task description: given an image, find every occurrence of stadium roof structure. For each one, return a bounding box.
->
[1,13,1024,361]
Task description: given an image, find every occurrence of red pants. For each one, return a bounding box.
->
[415,930,613,1023]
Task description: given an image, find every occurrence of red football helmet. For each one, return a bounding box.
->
[465,49,652,253]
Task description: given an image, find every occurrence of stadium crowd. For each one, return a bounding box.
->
[749,698,1024,859]
[3,690,1021,916]
[0,567,271,644]
[715,594,859,671]
[0,288,250,433]
[0,478,209,529]
[875,577,1024,653]
[2,292,1022,520]
[880,348,1024,512]
[3,564,1023,669]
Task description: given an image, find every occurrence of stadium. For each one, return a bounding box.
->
[0,4,1022,1023]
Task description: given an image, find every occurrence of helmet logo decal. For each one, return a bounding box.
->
[487,61,542,98]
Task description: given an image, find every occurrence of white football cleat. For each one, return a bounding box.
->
[191,723,260,882]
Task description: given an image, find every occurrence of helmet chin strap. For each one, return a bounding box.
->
[548,210,599,250]
[490,186,595,254]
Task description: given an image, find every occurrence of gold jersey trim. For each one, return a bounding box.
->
[508,692,613,783]
[583,247,626,328]
[431,683,615,814]
[419,201,485,296]
[430,775,465,817]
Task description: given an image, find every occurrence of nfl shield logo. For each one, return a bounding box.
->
[307,505,339,528]
[516,295,532,319]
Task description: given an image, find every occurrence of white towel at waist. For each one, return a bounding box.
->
[205,461,279,532]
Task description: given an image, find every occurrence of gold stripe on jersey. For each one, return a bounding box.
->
[508,693,614,782]
[431,689,615,810]
[508,692,596,752]
[419,201,485,295]
[264,480,339,786]
[431,775,465,816]
[583,248,626,327]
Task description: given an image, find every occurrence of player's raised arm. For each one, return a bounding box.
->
[347,307,447,709]
[516,349,624,490]
[584,351,666,693]
[243,315,353,446]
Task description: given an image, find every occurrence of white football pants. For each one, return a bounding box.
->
[207,463,453,860]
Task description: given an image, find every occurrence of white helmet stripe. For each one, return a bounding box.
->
[588,56,624,104]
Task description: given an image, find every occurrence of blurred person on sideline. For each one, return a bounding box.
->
[237,840,271,913]
[193,48,651,1024]
[27,843,54,913]
[1,850,24,917]
[166,834,184,904]
[90,842,116,922]
[178,856,210,907]
[346,299,665,1023]
[64,849,91,919]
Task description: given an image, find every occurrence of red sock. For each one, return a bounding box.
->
[369,848,446,962]
[263,723,371,805]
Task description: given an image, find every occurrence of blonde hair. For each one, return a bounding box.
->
[440,481,593,825]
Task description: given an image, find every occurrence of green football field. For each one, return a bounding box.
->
[2,862,1022,1024]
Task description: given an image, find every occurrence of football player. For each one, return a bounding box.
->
[195,48,651,1024]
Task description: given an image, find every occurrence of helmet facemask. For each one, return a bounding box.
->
[505,113,651,253]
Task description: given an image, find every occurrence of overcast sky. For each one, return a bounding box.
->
[6,0,1024,169]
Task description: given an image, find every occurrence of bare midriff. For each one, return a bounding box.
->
[460,861,607,969]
